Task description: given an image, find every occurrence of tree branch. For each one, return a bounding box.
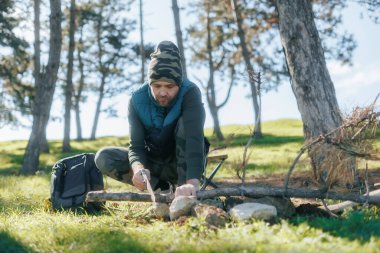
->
[217,66,235,109]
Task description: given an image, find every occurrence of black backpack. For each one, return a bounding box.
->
[50,153,104,211]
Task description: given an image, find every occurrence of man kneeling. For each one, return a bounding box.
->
[95,41,207,197]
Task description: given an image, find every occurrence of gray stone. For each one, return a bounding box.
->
[192,203,229,227]
[252,197,296,218]
[169,196,198,220]
[228,203,277,221]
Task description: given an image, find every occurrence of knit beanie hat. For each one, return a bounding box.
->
[148,41,183,86]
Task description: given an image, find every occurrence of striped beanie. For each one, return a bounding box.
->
[148,41,183,86]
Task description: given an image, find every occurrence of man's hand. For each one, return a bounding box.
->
[175,178,200,197]
[132,168,151,191]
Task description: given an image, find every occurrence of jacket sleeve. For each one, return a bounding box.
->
[181,85,206,181]
[128,100,147,166]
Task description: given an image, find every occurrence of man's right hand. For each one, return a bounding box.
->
[132,168,151,191]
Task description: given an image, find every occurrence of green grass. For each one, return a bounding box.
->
[1,119,380,253]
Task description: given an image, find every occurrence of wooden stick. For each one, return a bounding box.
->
[86,191,173,203]
[324,189,380,213]
[86,186,380,205]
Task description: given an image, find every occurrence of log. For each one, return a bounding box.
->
[86,191,173,203]
[86,186,380,206]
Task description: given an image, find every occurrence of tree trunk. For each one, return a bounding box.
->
[63,0,76,152]
[275,0,358,187]
[40,132,50,153]
[139,0,145,83]
[90,12,107,141]
[74,27,85,141]
[32,0,49,154]
[206,2,224,141]
[171,0,187,79]
[231,0,262,138]
[90,75,105,140]
[21,0,62,174]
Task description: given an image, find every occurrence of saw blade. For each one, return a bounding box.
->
[141,171,156,203]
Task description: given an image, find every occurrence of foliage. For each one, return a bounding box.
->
[0,0,32,127]
[1,119,380,252]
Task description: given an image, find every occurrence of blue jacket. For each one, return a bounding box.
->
[131,80,194,130]
[130,80,195,157]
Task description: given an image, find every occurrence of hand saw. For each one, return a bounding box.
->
[140,170,156,203]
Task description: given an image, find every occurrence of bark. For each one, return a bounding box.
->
[206,2,224,141]
[139,0,145,83]
[231,0,262,138]
[86,186,380,205]
[21,0,62,174]
[275,0,357,187]
[171,0,187,79]
[63,0,76,152]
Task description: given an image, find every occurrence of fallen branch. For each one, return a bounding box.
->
[323,189,380,214]
[86,186,380,206]
[86,191,173,203]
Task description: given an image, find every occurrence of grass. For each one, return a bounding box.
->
[1,119,380,253]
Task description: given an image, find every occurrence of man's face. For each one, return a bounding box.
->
[150,81,180,107]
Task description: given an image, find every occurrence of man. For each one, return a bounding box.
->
[95,41,207,197]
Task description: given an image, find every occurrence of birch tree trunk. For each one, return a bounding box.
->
[171,0,187,79]
[231,0,262,138]
[21,0,62,174]
[63,0,76,152]
[275,0,358,187]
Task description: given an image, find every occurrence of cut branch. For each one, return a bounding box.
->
[324,189,380,214]
[86,186,380,206]
[87,191,173,203]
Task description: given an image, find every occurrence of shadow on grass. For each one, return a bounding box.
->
[67,229,152,253]
[0,231,33,253]
[208,134,304,148]
[0,167,20,176]
[290,208,380,243]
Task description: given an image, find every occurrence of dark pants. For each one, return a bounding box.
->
[94,118,204,188]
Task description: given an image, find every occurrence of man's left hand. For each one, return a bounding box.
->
[174,179,200,197]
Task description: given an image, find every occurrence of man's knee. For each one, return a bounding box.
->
[95,147,112,174]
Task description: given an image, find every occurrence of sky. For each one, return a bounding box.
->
[0,1,379,142]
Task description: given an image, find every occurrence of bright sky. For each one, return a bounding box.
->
[0,1,379,141]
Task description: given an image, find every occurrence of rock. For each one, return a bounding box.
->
[169,196,198,220]
[252,197,295,218]
[228,203,277,221]
[151,202,170,219]
[192,203,229,228]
